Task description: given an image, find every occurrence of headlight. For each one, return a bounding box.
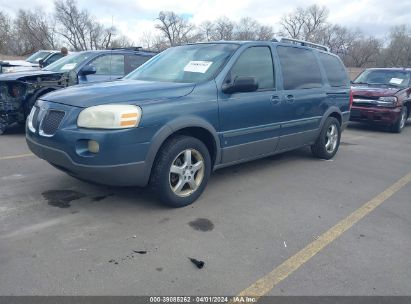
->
[378,96,397,103]
[77,104,142,129]
[377,96,398,107]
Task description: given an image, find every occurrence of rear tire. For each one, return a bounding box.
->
[390,106,407,133]
[150,135,211,207]
[311,117,341,159]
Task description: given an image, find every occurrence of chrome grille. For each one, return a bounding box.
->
[32,106,40,126]
[27,106,40,133]
[352,95,379,107]
[40,110,65,136]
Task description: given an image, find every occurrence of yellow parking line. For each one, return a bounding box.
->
[236,170,411,299]
[0,153,33,160]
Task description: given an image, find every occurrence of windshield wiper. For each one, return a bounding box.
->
[352,81,370,85]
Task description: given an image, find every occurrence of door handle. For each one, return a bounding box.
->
[270,95,281,105]
[285,95,295,104]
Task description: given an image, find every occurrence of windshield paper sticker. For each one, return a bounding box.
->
[184,61,213,73]
[61,63,76,70]
[389,78,403,85]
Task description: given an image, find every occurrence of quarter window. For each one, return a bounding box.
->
[318,53,348,87]
[229,46,275,90]
[277,46,322,90]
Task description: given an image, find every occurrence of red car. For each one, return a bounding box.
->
[350,68,411,133]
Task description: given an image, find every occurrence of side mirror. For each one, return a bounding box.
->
[39,59,44,68]
[222,76,259,94]
[80,65,97,76]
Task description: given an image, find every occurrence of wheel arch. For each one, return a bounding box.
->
[320,107,343,129]
[25,86,59,109]
[144,117,221,184]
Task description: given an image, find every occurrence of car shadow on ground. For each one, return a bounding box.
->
[44,146,315,211]
[347,120,410,133]
[2,123,25,135]
[213,146,314,178]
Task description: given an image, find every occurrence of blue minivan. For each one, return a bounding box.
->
[26,39,351,207]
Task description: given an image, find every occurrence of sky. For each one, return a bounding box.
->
[2,0,411,45]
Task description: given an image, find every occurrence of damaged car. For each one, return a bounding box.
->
[0,48,155,134]
[0,50,62,74]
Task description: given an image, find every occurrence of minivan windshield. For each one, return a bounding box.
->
[125,43,239,83]
[353,69,411,88]
[43,52,92,73]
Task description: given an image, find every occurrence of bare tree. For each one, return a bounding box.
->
[54,0,115,50]
[234,17,260,40]
[13,9,58,55]
[346,36,381,67]
[233,17,274,41]
[109,35,132,48]
[140,31,168,52]
[155,11,196,46]
[381,25,411,67]
[304,5,329,40]
[211,16,234,41]
[279,7,306,39]
[0,11,12,54]
[279,5,328,41]
[257,25,274,40]
[313,24,359,56]
[199,21,215,41]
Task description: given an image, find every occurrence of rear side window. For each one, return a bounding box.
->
[230,46,275,90]
[277,46,322,90]
[318,53,348,87]
[125,55,150,74]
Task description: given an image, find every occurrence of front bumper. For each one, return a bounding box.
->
[27,136,149,187]
[26,100,156,187]
[349,106,402,125]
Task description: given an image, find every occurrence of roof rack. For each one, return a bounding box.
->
[110,47,143,51]
[109,46,158,54]
[275,37,329,52]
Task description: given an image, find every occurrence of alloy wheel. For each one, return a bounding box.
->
[325,123,338,153]
[169,149,205,197]
[399,107,407,130]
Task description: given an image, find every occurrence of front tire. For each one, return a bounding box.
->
[311,117,341,159]
[391,106,407,133]
[150,135,211,207]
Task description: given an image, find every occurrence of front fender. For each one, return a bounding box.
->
[143,116,221,183]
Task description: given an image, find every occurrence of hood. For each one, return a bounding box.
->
[0,60,38,67]
[41,79,196,107]
[0,70,63,82]
[351,85,401,97]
